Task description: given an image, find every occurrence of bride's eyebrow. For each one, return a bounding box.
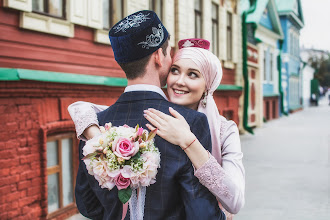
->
[188,68,200,73]
[171,64,180,68]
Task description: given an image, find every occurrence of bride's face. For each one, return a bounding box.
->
[166,58,206,110]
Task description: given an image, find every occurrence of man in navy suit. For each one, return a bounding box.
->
[75,10,225,220]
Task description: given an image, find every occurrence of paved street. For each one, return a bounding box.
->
[236,96,330,220]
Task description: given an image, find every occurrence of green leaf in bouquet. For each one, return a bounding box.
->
[118,187,132,204]
[147,128,158,141]
[135,124,139,132]
[131,151,141,160]
[82,150,102,160]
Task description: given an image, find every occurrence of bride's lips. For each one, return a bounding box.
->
[172,88,189,96]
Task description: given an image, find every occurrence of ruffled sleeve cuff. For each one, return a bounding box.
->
[69,105,99,141]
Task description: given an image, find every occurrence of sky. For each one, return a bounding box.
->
[300,0,330,52]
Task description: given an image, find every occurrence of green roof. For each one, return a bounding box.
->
[276,0,296,12]
[240,0,283,38]
[275,0,304,26]
[0,68,242,91]
[246,0,269,24]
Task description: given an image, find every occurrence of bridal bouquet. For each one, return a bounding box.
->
[82,123,160,204]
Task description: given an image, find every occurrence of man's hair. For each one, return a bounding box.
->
[118,36,170,79]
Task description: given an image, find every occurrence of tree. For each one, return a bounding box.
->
[307,51,330,87]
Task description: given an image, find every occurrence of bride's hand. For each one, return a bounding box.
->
[144,107,195,147]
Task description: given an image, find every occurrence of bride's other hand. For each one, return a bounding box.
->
[144,107,195,148]
[83,125,102,140]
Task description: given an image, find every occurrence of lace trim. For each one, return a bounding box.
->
[129,186,146,220]
[73,107,99,139]
[195,155,233,199]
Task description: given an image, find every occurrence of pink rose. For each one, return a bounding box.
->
[112,137,139,160]
[115,173,131,190]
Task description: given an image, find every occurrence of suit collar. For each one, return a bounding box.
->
[116,91,167,103]
[124,84,168,100]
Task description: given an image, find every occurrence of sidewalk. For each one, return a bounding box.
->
[236,97,330,220]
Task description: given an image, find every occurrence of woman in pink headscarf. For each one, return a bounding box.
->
[68,39,245,217]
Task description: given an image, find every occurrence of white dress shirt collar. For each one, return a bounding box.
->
[124,84,168,100]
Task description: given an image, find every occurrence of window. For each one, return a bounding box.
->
[290,32,294,55]
[150,0,163,21]
[47,133,77,215]
[194,0,202,38]
[226,11,232,61]
[211,3,219,56]
[103,0,125,29]
[32,0,65,18]
[263,50,267,81]
[270,52,273,81]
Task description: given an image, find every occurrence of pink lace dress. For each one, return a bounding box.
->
[68,101,245,214]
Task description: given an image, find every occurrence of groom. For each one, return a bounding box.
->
[75,10,225,220]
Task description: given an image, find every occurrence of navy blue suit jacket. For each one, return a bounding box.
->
[75,91,225,220]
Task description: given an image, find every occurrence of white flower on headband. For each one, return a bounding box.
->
[114,13,150,33]
[182,40,194,48]
[138,24,164,49]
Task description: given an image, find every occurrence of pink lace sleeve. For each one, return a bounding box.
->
[194,118,245,214]
[194,154,232,200]
[68,101,108,141]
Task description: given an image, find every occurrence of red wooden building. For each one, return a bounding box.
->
[0,1,241,219]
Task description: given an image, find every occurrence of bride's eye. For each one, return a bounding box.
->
[170,67,179,74]
[188,72,198,78]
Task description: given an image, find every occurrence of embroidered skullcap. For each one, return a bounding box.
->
[109,10,169,63]
[178,38,210,50]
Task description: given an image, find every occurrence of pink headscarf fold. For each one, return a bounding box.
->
[173,47,223,163]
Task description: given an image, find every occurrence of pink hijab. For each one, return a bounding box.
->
[173,47,223,163]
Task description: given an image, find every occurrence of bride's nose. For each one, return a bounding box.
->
[175,74,186,86]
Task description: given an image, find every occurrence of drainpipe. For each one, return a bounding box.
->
[277,39,288,115]
[242,0,257,134]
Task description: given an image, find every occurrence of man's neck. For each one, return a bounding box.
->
[127,74,161,88]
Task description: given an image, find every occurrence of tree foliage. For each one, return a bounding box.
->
[307,52,330,87]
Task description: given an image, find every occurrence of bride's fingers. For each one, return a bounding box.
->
[146,124,165,139]
[144,110,164,124]
[169,107,185,120]
[144,111,162,128]
[145,123,156,131]
[147,108,170,120]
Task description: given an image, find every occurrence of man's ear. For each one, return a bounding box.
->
[154,48,164,68]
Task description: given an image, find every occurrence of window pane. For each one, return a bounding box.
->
[103,0,110,29]
[149,0,153,10]
[48,173,59,213]
[47,141,58,167]
[227,12,232,60]
[61,138,73,206]
[212,3,218,56]
[212,3,218,20]
[270,53,273,81]
[154,0,162,20]
[32,0,44,12]
[195,0,201,11]
[195,14,202,38]
[264,51,267,81]
[111,0,124,26]
[49,0,63,17]
[212,23,218,56]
